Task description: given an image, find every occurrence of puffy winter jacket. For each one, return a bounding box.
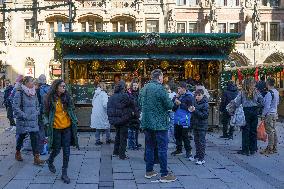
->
[191,97,209,131]
[219,83,238,113]
[107,81,134,127]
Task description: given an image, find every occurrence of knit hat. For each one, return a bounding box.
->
[15,75,23,83]
[38,74,47,84]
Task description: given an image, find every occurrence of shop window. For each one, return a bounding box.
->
[177,23,186,33]
[218,23,226,33]
[229,23,238,33]
[188,23,197,33]
[0,22,5,40]
[177,0,186,5]
[146,20,159,33]
[270,23,280,41]
[24,19,35,39]
[260,23,266,41]
[81,20,102,32]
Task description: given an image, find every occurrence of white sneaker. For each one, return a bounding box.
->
[10,126,16,132]
[188,156,196,162]
[195,160,205,165]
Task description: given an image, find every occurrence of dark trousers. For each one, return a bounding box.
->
[48,128,71,169]
[6,106,15,126]
[193,129,206,161]
[174,125,191,153]
[145,129,168,177]
[113,126,128,159]
[38,117,46,153]
[221,112,234,137]
[242,107,258,153]
[16,132,39,155]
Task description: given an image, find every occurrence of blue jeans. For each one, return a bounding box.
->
[168,112,175,142]
[145,129,168,177]
[128,128,137,149]
[95,129,111,142]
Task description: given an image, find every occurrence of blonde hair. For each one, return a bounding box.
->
[242,77,256,99]
[97,82,107,91]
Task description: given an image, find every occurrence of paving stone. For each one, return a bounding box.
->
[31,175,56,184]
[114,180,136,189]
[27,184,52,189]
[3,179,31,189]
[52,180,76,189]
[77,176,99,184]
[137,183,161,189]
[113,172,134,180]
[99,181,114,187]
[75,184,99,189]
[159,181,183,188]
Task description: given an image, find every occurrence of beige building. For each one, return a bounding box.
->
[0,0,284,84]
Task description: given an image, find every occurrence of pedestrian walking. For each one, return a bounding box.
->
[189,89,209,165]
[234,77,263,156]
[107,80,135,160]
[36,74,50,155]
[127,79,141,150]
[90,82,113,145]
[260,77,279,155]
[164,84,176,143]
[171,82,193,158]
[139,69,176,183]
[13,76,45,166]
[256,76,267,97]
[3,79,16,130]
[219,81,238,139]
[45,79,79,184]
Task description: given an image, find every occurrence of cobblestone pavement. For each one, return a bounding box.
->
[0,108,283,189]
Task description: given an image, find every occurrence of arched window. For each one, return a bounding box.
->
[78,16,103,32]
[46,16,69,40]
[111,16,135,32]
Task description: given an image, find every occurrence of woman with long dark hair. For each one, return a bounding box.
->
[234,77,263,156]
[44,79,78,184]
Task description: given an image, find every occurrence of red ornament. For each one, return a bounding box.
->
[238,69,243,82]
[255,67,259,81]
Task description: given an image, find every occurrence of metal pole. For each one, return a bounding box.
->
[68,0,72,32]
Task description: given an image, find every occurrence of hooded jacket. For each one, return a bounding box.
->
[107,81,134,126]
[220,83,238,113]
[191,97,209,130]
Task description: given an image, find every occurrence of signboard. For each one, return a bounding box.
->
[24,57,35,77]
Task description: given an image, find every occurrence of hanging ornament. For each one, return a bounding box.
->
[237,69,243,82]
[91,60,100,71]
[254,67,259,81]
[160,60,169,70]
[115,60,126,71]
[137,60,144,70]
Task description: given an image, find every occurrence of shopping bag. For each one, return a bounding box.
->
[230,105,246,127]
[257,121,267,142]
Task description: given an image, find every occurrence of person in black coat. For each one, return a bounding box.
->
[3,79,15,127]
[107,80,135,160]
[219,81,239,139]
[189,89,209,165]
[255,76,267,97]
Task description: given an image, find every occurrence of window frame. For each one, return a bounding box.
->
[188,22,198,33]
[177,22,186,33]
[146,20,159,33]
[270,22,280,41]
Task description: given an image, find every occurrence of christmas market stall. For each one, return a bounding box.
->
[54,32,241,129]
[221,62,284,117]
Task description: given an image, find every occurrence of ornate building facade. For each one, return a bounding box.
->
[0,0,284,83]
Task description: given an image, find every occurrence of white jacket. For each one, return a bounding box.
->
[90,87,110,129]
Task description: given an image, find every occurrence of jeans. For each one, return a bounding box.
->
[128,128,140,149]
[193,129,206,161]
[242,107,258,153]
[16,132,39,155]
[6,106,15,126]
[168,112,175,142]
[95,128,111,142]
[174,125,191,153]
[113,126,128,159]
[145,129,168,177]
[48,128,71,169]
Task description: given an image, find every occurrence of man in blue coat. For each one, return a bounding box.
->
[171,82,194,158]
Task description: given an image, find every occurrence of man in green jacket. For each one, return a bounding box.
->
[139,69,176,183]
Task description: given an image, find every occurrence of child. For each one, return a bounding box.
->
[189,89,209,165]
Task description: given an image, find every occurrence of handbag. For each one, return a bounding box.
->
[230,92,246,127]
[257,120,268,142]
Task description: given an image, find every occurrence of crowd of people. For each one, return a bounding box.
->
[1,68,280,184]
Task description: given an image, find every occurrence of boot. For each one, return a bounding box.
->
[15,150,23,161]
[272,145,278,154]
[61,168,70,184]
[33,154,45,165]
[47,159,56,173]
[260,147,273,155]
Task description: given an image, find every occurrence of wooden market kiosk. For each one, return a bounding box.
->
[54,32,241,129]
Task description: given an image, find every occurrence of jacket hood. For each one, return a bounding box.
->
[227,83,238,92]
[196,96,208,105]
[114,80,126,93]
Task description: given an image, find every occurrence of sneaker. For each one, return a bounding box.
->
[220,135,228,139]
[188,156,197,162]
[119,155,129,160]
[237,150,249,156]
[106,139,114,144]
[145,171,158,179]
[195,160,205,165]
[171,150,183,156]
[10,126,16,132]
[159,173,177,183]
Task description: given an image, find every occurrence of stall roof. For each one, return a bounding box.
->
[55,32,242,60]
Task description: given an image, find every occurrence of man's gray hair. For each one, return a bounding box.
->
[151,69,163,80]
